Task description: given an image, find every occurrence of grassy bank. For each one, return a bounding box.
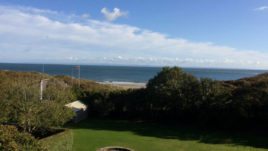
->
[69,119,268,151]
[40,129,73,151]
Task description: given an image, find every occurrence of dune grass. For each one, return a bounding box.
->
[69,119,268,151]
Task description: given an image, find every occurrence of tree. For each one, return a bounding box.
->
[146,67,200,120]
[197,78,231,125]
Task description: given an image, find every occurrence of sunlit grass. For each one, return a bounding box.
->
[70,119,268,151]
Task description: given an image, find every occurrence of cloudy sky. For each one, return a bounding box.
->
[0,0,268,69]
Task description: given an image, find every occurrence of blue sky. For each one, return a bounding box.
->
[0,0,268,69]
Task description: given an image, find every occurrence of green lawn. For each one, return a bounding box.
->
[68,119,268,151]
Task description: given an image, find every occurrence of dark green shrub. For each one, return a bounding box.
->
[0,125,45,151]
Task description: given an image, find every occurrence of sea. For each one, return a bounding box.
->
[0,63,267,84]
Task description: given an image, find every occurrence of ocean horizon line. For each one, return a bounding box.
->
[0,63,267,82]
[0,62,267,71]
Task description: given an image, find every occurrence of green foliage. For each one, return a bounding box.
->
[84,67,268,128]
[2,67,268,131]
[222,73,268,125]
[0,71,74,134]
[0,125,45,151]
[146,67,200,119]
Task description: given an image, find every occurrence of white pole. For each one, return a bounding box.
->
[40,79,49,100]
[40,80,43,100]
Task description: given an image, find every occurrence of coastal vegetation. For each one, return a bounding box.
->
[0,125,44,151]
[1,67,268,150]
[86,67,268,129]
[0,71,116,150]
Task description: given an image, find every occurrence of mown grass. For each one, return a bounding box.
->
[69,119,268,151]
[40,129,73,151]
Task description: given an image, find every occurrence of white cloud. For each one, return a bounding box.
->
[254,6,268,11]
[101,7,127,21]
[0,5,268,69]
[81,13,90,19]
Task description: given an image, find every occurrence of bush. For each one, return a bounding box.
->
[84,67,268,129]
[146,67,200,120]
[0,72,74,135]
[0,125,45,151]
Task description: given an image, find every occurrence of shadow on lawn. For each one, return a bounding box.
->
[70,119,268,149]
